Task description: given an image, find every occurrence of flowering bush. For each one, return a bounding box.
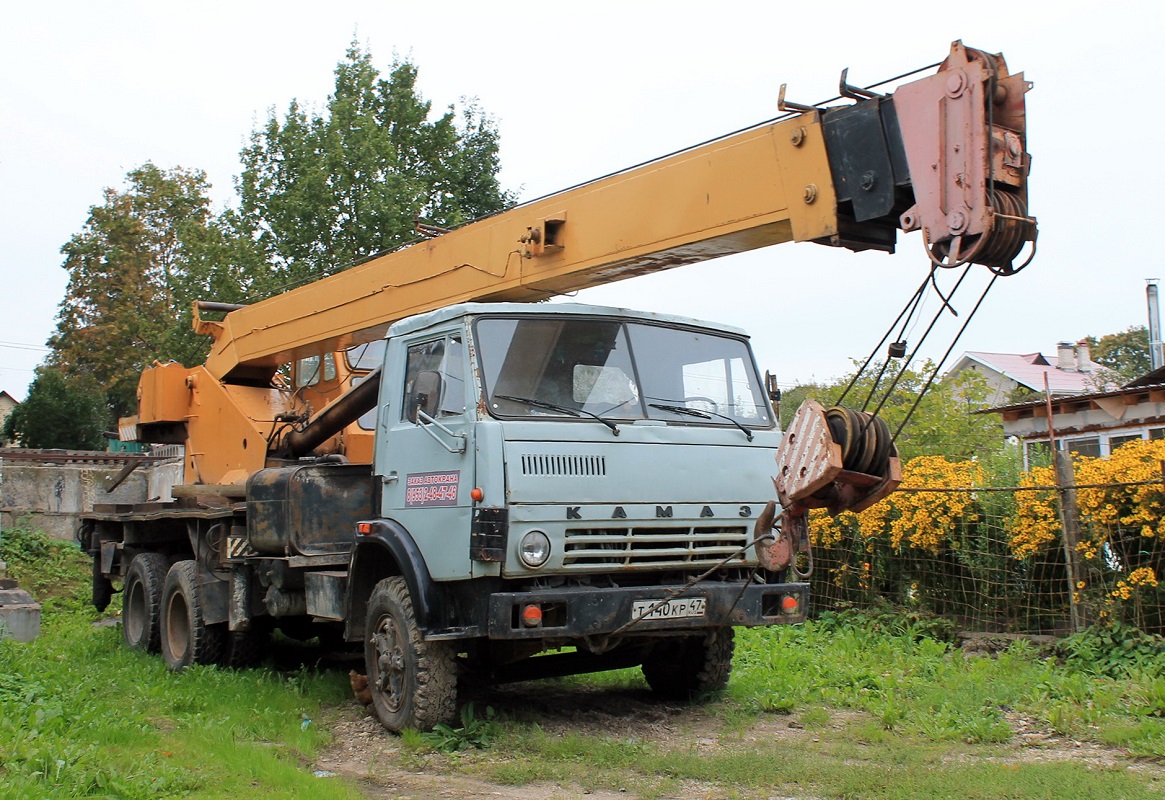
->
[809,441,1165,633]
[811,456,985,554]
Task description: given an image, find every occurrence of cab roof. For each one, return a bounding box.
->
[386,302,750,339]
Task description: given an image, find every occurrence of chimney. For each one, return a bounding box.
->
[1075,339,1091,373]
[1056,341,1076,371]
[1149,280,1164,371]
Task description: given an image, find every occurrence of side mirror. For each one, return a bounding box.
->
[408,370,443,423]
[765,371,781,422]
[765,371,781,403]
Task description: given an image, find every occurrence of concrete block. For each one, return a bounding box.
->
[0,580,41,642]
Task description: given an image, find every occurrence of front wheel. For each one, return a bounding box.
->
[364,576,457,733]
[642,628,735,701]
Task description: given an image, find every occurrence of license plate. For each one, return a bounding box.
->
[632,597,707,621]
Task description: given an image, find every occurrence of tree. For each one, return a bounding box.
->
[44,45,513,431]
[780,360,1000,462]
[231,43,514,296]
[2,369,106,450]
[1087,326,1151,382]
[49,164,212,421]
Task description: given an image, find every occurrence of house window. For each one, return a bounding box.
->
[1150,428,1165,441]
[1065,437,1101,458]
[1024,439,1053,469]
[1109,433,1144,453]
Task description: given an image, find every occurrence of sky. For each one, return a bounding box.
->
[1,0,1158,402]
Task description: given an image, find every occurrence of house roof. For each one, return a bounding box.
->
[0,390,18,405]
[954,350,1109,395]
[1124,366,1165,389]
[980,380,1165,415]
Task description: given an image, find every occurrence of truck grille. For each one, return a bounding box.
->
[520,454,606,476]
[562,526,750,569]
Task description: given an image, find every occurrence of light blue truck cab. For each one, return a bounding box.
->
[83,301,809,735]
[347,302,808,730]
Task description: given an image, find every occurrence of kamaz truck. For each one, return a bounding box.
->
[81,42,1034,732]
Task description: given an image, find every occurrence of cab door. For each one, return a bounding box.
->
[376,331,476,581]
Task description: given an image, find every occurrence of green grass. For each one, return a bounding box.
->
[454,612,1165,799]
[6,522,1165,798]
[476,722,1165,800]
[0,523,363,799]
[0,614,362,798]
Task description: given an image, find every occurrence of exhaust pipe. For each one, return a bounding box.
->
[280,369,381,458]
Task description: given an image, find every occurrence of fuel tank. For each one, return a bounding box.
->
[246,463,373,556]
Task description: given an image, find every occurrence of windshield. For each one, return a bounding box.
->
[475,316,771,428]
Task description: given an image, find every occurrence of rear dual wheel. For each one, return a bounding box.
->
[160,560,225,671]
[122,552,168,652]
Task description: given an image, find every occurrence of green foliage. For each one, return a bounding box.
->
[1,369,106,450]
[420,702,499,752]
[1054,622,1165,678]
[50,163,213,420]
[0,520,92,615]
[1087,326,1151,382]
[781,359,1002,461]
[231,42,514,297]
[43,44,513,424]
[813,604,958,644]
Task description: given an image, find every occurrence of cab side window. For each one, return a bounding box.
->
[294,352,336,389]
[402,336,464,423]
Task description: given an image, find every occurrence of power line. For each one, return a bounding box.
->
[0,340,49,353]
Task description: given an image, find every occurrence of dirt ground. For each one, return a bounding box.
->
[312,678,1150,800]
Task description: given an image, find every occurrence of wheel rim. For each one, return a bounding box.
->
[165,590,191,662]
[372,613,406,713]
[125,579,145,643]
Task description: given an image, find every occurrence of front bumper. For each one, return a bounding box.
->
[486,580,808,639]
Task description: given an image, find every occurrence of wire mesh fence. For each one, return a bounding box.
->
[804,446,1165,636]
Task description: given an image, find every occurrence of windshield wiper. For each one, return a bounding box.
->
[648,403,754,442]
[496,394,619,435]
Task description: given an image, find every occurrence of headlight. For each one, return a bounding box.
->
[518,530,551,568]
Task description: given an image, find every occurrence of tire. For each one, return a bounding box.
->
[642,627,735,701]
[160,560,225,671]
[122,552,168,652]
[364,576,457,733]
[223,620,271,669]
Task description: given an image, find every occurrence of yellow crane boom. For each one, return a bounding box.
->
[128,41,1034,486]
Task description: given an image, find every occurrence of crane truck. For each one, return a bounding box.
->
[81,42,1034,732]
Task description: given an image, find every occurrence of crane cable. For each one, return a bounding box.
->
[892,272,1000,441]
[864,264,974,425]
[828,258,1002,453]
[833,266,935,408]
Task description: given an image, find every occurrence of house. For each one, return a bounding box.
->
[0,391,18,445]
[985,375,1165,467]
[946,340,1114,408]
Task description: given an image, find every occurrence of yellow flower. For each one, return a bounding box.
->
[808,456,985,556]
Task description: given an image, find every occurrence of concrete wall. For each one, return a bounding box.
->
[0,461,161,541]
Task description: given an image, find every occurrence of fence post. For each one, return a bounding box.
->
[1054,450,1087,632]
